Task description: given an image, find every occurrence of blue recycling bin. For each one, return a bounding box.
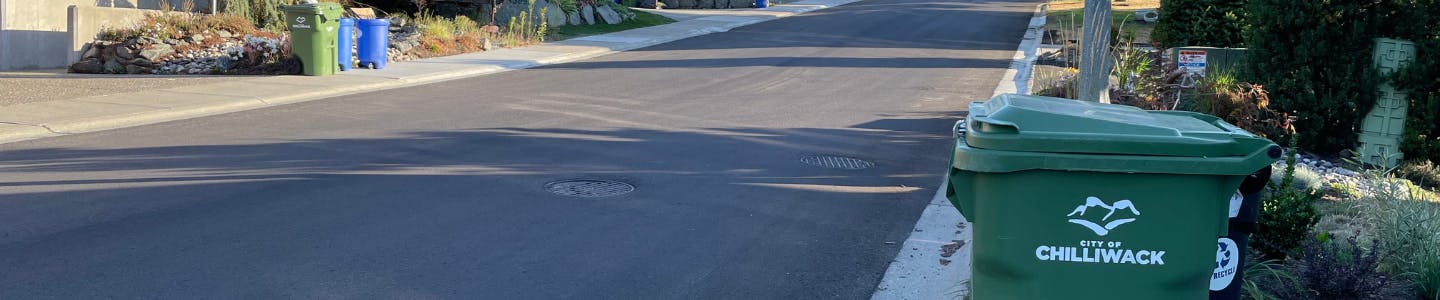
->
[755,0,767,8]
[356,18,390,69]
[337,18,354,71]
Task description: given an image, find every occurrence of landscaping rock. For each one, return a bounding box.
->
[581,4,596,25]
[596,6,622,24]
[70,59,103,73]
[638,0,658,9]
[164,38,181,45]
[100,44,119,62]
[117,45,137,60]
[102,59,125,74]
[545,3,566,27]
[698,0,716,9]
[127,57,157,68]
[125,64,152,74]
[729,0,752,8]
[568,11,583,26]
[217,30,233,39]
[187,34,205,43]
[139,44,174,61]
[79,43,98,60]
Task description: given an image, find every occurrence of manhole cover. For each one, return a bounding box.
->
[544,179,635,197]
[800,154,874,170]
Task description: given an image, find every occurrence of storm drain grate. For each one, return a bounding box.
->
[800,154,874,170]
[544,179,635,197]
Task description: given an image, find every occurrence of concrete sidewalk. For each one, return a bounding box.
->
[0,0,856,145]
[869,3,1046,300]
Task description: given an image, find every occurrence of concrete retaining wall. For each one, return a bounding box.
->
[0,0,89,70]
[0,0,211,70]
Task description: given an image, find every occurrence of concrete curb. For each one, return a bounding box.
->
[868,4,1047,300]
[0,0,859,145]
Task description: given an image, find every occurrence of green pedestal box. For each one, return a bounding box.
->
[282,3,342,76]
[1356,38,1417,167]
[947,94,1280,299]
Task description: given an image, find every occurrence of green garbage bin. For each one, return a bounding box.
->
[282,3,342,76]
[946,94,1280,299]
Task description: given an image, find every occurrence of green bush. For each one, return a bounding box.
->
[1359,171,1440,298]
[1292,235,1415,300]
[223,0,287,31]
[1245,0,1386,156]
[1395,37,1440,165]
[1152,0,1247,48]
[1244,0,1440,160]
[1241,254,1300,300]
[223,0,254,22]
[1399,160,1440,191]
[1254,141,1323,260]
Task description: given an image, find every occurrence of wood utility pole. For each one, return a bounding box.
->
[1078,0,1113,103]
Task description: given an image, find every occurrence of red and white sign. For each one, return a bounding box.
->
[1178,50,1208,75]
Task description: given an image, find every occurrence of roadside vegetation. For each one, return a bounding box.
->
[1034,0,1440,298]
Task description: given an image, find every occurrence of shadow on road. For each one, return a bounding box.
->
[0,116,959,298]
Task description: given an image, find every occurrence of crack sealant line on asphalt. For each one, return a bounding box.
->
[869,3,1047,300]
[0,0,862,146]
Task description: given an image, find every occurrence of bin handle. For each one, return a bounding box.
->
[970,117,1019,134]
[946,168,976,222]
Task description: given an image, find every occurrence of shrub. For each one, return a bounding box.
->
[1380,2,1440,166]
[1033,67,1078,99]
[1359,170,1440,298]
[1330,182,1362,199]
[223,0,254,22]
[1396,41,1440,164]
[1152,0,1247,48]
[414,12,458,40]
[1399,160,1440,191]
[1241,254,1300,300]
[1182,71,1288,139]
[1245,0,1384,156]
[1253,140,1323,260]
[498,2,546,47]
[1111,27,1153,92]
[1286,235,1415,300]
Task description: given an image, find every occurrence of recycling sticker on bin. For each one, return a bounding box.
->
[1036,196,1167,265]
[1212,238,1240,290]
[292,16,312,29]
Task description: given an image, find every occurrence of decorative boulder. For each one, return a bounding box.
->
[545,3,566,27]
[596,5,622,25]
[568,11,583,25]
[580,4,596,25]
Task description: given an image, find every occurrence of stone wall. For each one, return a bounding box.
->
[68,6,164,68]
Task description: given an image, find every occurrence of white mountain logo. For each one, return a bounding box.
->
[1066,197,1141,236]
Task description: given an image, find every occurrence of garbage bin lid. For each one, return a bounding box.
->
[964,94,1275,158]
[281,3,343,15]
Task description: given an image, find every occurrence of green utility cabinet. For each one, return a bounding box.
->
[1357,38,1416,167]
[947,94,1280,299]
[282,3,343,76]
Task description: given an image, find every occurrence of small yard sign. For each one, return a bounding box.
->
[1178,50,1207,75]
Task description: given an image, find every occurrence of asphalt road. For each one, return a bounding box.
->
[0,0,1037,298]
